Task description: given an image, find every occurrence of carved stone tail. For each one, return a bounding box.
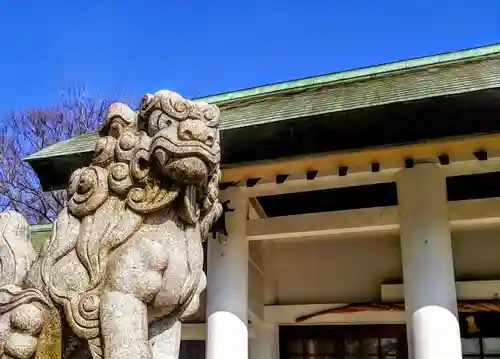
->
[0,212,59,359]
[0,211,36,288]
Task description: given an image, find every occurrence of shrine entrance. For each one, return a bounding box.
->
[279,313,500,359]
[279,325,407,359]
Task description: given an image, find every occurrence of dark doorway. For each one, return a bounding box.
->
[280,325,408,359]
[180,340,205,359]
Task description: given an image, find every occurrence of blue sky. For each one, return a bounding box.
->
[0,0,499,115]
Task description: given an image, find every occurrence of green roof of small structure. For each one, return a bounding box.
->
[30,223,52,252]
[24,43,500,164]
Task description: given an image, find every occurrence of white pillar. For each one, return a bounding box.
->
[396,163,462,359]
[206,187,249,359]
[250,323,279,359]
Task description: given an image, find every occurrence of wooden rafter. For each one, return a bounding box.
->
[221,133,500,183]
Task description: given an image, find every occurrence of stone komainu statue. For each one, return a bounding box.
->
[0,91,223,359]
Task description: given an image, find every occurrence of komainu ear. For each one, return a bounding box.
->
[99,102,138,138]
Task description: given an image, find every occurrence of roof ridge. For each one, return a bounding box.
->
[196,43,500,105]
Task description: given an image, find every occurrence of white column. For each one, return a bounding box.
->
[206,186,249,359]
[250,323,279,359]
[396,162,462,359]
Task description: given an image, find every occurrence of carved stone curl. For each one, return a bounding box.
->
[0,90,223,359]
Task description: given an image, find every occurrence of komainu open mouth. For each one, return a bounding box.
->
[153,146,216,185]
[151,135,220,166]
[164,155,210,185]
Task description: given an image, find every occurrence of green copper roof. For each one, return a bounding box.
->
[24,43,500,163]
[197,43,500,104]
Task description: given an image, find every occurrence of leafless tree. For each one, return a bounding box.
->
[0,86,119,224]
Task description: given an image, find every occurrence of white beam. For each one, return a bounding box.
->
[247,197,500,241]
[247,167,398,197]
[246,155,500,197]
[264,280,500,325]
[382,280,500,303]
[249,197,267,219]
[264,303,404,325]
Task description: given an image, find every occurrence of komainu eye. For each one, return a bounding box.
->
[158,116,173,129]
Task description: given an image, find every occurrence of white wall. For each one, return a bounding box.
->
[261,228,500,306]
[263,233,402,305]
[453,228,500,280]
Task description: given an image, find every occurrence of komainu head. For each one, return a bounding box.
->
[139,90,220,185]
[68,90,223,237]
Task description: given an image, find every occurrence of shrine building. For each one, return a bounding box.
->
[26,43,500,359]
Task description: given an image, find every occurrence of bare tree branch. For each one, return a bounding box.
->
[0,86,125,224]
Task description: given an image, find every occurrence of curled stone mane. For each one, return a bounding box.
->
[73,91,221,225]
[74,90,222,231]
[36,90,223,346]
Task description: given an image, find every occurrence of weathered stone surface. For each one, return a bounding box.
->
[0,90,223,359]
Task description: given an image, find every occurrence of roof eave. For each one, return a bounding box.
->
[196,43,500,106]
[23,43,500,164]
